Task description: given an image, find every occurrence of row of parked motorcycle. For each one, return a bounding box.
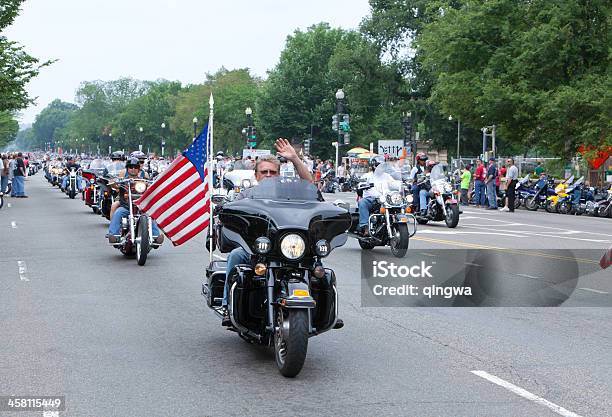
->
[488,174,612,217]
[43,155,171,265]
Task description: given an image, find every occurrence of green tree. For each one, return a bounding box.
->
[0,110,18,148]
[30,99,78,149]
[257,23,405,159]
[416,0,611,156]
[0,0,53,112]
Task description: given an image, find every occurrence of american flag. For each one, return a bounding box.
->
[135,124,210,246]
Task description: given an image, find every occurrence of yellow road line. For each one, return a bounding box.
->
[412,236,600,265]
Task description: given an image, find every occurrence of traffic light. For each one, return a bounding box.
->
[402,116,412,147]
[250,127,257,140]
[340,114,350,132]
[332,115,339,132]
[343,132,350,145]
[304,138,311,155]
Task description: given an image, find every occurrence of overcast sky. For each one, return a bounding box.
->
[5,0,372,125]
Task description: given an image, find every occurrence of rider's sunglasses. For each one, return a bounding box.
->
[258,169,278,175]
[127,166,139,169]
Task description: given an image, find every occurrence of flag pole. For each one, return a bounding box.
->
[208,93,214,265]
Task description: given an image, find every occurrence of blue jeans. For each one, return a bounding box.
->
[61,175,84,191]
[222,247,250,307]
[474,180,486,205]
[12,176,25,196]
[486,181,497,208]
[0,176,7,194]
[419,189,428,212]
[358,196,377,227]
[108,206,161,236]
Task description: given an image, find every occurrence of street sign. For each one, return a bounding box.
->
[377,140,405,158]
[242,149,271,159]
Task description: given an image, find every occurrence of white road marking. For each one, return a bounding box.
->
[7,202,11,208]
[516,273,540,280]
[578,288,609,295]
[17,261,29,281]
[11,221,17,229]
[464,262,481,267]
[419,252,437,257]
[471,370,583,417]
[418,229,525,238]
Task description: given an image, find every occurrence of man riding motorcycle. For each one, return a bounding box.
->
[220,138,313,326]
[60,156,84,192]
[356,159,400,235]
[409,152,429,215]
[107,158,163,245]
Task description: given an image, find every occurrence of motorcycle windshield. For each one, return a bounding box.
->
[220,177,351,255]
[246,177,319,201]
[105,161,124,176]
[375,162,403,181]
[89,159,105,170]
[430,164,446,182]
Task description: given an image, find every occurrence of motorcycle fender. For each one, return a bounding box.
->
[393,213,409,223]
[281,281,315,309]
[446,198,458,204]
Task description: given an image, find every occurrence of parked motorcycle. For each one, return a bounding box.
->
[203,177,351,377]
[525,176,557,211]
[545,175,575,213]
[410,164,460,228]
[593,185,612,218]
[108,178,160,265]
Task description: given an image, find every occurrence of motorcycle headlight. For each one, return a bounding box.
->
[280,234,306,260]
[134,181,147,193]
[405,194,414,203]
[386,192,403,206]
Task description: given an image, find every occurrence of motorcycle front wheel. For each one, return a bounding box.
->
[136,216,150,266]
[525,196,538,211]
[545,200,557,213]
[274,308,308,378]
[445,204,460,228]
[69,188,76,199]
[390,223,409,258]
[558,202,571,215]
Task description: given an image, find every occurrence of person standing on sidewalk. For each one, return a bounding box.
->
[485,157,498,210]
[474,159,486,207]
[460,164,471,206]
[1,154,9,194]
[501,158,518,212]
[12,152,27,198]
[8,153,16,197]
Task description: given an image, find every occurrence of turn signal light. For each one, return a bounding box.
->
[405,207,412,213]
[379,207,386,214]
[254,263,267,276]
[293,289,310,297]
[313,265,325,278]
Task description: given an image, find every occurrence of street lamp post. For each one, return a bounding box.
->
[245,107,253,149]
[449,115,460,160]
[160,123,166,157]
[335,89,345,145]
[402,111,414,165]
[192,117,198,141]
[139,127,144,153]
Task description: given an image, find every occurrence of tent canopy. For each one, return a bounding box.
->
[346,147,369,155]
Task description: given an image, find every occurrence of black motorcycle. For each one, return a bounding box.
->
[203,177,351,377]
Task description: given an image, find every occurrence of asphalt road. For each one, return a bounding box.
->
[1,176,611,417]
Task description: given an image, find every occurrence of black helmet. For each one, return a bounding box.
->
[369,159,380,169]
[216,151,224,157]
[125,157,140,169]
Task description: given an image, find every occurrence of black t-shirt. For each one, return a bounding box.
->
[14,158,25,176]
